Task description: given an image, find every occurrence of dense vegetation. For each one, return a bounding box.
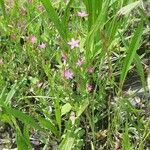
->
[0,0,150,149]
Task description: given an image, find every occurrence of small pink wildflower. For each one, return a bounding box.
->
[77,11,88,17]
[76,58,84,66]
[38,43,46,49]
[87,67,94,74]
[37,5,44,12]
[63,69,74,79]
[0,59,3,65]
[29,35,37,44]
[68,38,80,49]
[87,84,94,93]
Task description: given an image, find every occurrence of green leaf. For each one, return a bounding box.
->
[61,103,72,116]
[62,0,74,33]
[40,0,67,41]
[134,53,147,92]
[0,105,42,131]
[118,1,140,16]
[59,131,75,150]
[5,77,26,105]
[84,0,110,59]
[85,0,109,45]
[122,121,131,150]
[16,128,31,150]
[76,99,89,118]
[0,85,6,99]
[120,21,143,88]
[23,125,31,149]
[54,98,61,133]
[38,117,59,137]
[0,0,6,18]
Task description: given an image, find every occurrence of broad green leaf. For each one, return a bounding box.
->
[120,22,143,88]
[76,99,89,118]
[61,103,72,116]
[59,131,75,150]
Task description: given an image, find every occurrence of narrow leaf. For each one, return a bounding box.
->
[40,0,67,41]
[0,105,42,131]
[120,22,143,88]
[118,1,140,16]
[61,103,72,116]
[5,77,26,105]
[76,99,89,118]
[38,117,59,137]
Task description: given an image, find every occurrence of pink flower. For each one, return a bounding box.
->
[77,11,88,17]
[68,38,80,49]
[37,5,44,12]
[29,35,37,44]
[87,67,94,74]
[38,43,46,49]
[0,59,3,65]
[87,84,94,93]
[76,58,84,66]
[63,69,74,79]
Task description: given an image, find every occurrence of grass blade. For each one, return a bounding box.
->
[122,121,131,150]
[5,77,26,105]
[120,21,143,88]
[134,53,147,92]
[0,104,42,131]
[40,0,67,41]
[38,117,59,137]
[117,1,140,16]
[62,0,74,33]
[0,0,6,18]
[16,129,31,150]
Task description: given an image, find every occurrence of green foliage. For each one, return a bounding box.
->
[0,0,149,149]
[120,21,143,89]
